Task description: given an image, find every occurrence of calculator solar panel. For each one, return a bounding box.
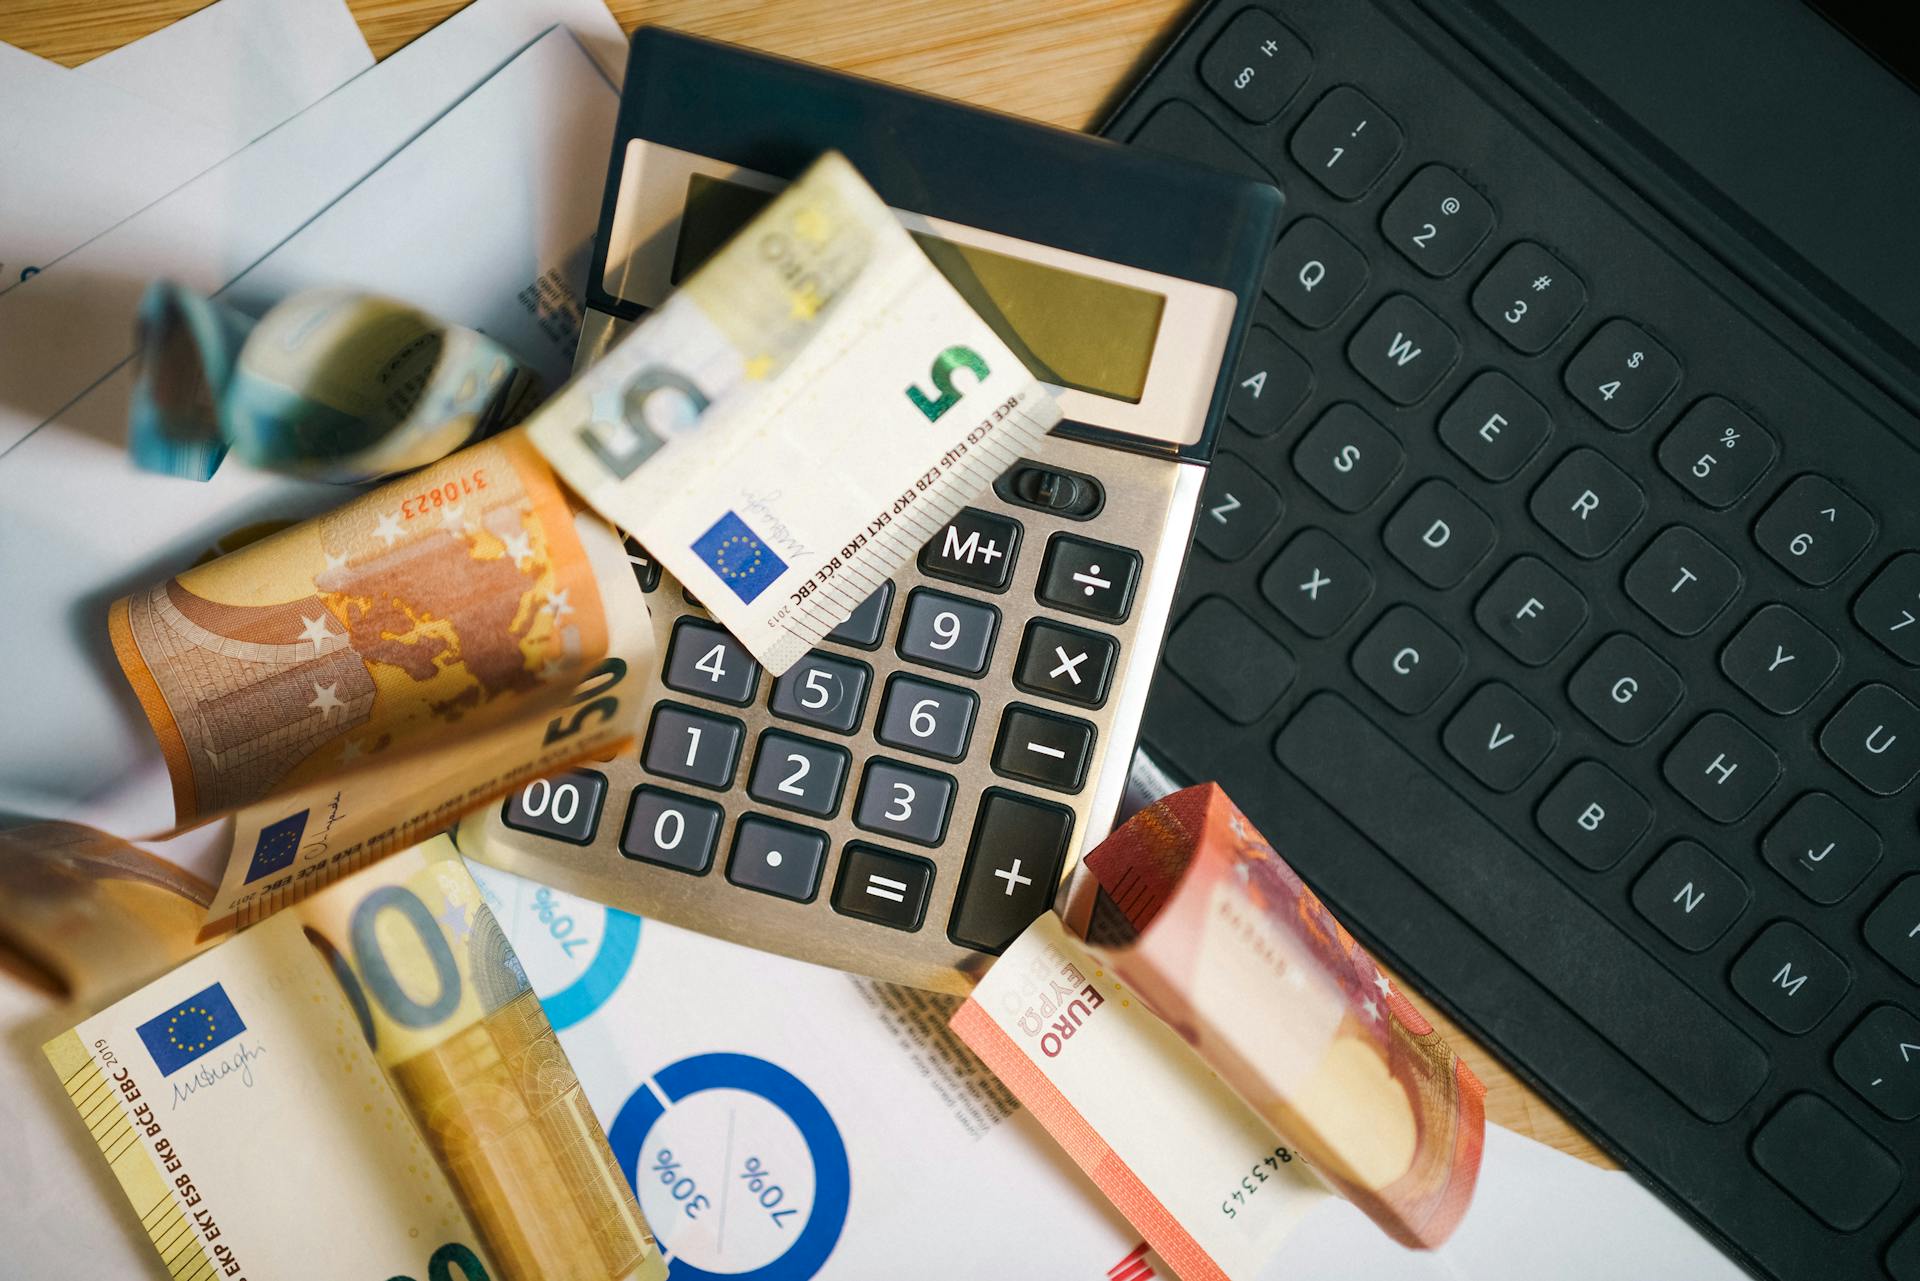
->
[1105,2,1920,1279]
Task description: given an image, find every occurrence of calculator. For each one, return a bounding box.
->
[458,29,1279,993]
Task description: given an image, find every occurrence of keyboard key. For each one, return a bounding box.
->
[1664,713,1780,823]
[502,769,606,845]
[1197,450,1284,561]
[1471,241,1585,354]
[1893,1219,1920,1281]
[1568,634,1683,744]
[619,786,724,874]
[1351,606,1463,715]
[831,843,934,932]
[1821,683,1920,795]
[1866,876,1920,984]
[897,588,999,675]
[920,506,1021,590]
[726,815,828,901]
[1037,533,1140,622]
[1381,479,1494,588]
[1474,556,1587,666]
[852,759,955,846]
[768,650,871,733]
[1530,448,1645,558]
[1733,921,1850,1033]
[1380,165,1494,277]
[1762,792,1882,905]
[1290,85,1402,199]
[1164,597,1294,725]
[1564,319,1680,431]
[1623,526,1741,636]
[1347,294,1459,405]
[1854,552,1920,664]
[1754,474,1875,586]
[1657,397,1776,508]
[1438,370,1551,482]
[825,581,893,648]
[1441,682,1555,792]
[1130,100,1272,184]
[1228,324,1312,437]
[1536,761,1650,871]
[1631,840,1748,952]
[1014,619,1118,708]
[1260,528,1373,638]
[1720,604,1840,716]
[643,704,744,789]
[1200,7,1312,123]
[1277,693,1769,1122]
[746,730,849,818]
[992,705,1096,792]
[1749,1094,1897,1231]
[947,789,1075,953]
[875,673,977,761]
[1264,217,1367,329]
[1834,1005,1920,1121]
[662,618,760,705]
[1292,403,1403,512]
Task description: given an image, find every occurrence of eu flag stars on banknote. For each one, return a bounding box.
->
[134,982,247,1074]
[691,511,788,603]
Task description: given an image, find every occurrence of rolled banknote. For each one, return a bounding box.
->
[43,837,666,1281]
[1077,783,1486,1250]
[527,150,1062,674]
[952,911,1326,1281]
[109,430,630,833]
[0,821,212,998]
[131,281,539,483]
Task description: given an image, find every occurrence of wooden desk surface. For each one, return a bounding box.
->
[1,0,1611,1169]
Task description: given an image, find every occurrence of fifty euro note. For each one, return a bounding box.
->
[44,837,666,1281]
[528,150,1062,674]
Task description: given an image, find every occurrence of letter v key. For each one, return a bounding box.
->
[1488,722,1514,751]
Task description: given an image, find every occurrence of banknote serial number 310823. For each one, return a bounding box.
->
[1220,1146,1296,1219]
[401,467,491,520]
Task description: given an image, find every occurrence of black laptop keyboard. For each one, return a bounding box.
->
[1104,3,1920,1278]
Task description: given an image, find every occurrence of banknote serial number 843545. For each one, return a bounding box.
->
[1219,1146,1296,1219]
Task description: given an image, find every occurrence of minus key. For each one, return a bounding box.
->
[991,705,1095,792]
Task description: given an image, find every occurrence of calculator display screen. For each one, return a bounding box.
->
[671,174,1167,404]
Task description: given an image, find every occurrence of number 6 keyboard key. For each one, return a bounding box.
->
[875,673,977,761]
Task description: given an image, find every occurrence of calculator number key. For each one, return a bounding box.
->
[620,786,723,874]
[1471,242,1585,355]
[853,759,956,846]
[897,589,999,675]
[1754,474,1876,586]
[875,673,978,761]
[769,651,871,733]
[746,730,850,818]
[1380,165,1493,277]
[642,704,744,790]
[502,769,606,845]
[825,581,893,649]
[662,618,760,705]
[1563,319,1680,431]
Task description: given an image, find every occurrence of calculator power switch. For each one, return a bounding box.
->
[997,462,1104,519]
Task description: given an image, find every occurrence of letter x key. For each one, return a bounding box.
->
[1261,529,1373,639]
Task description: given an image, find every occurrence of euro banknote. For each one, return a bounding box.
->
[0,822,211,998]
[1078,783,1486,1250]
[952,911,1326,1281]
[43,837,666,1281]
[527,150,1061,674]
[130,281,538,482]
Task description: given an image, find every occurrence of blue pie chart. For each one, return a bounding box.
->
[607,1053,851,1281]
